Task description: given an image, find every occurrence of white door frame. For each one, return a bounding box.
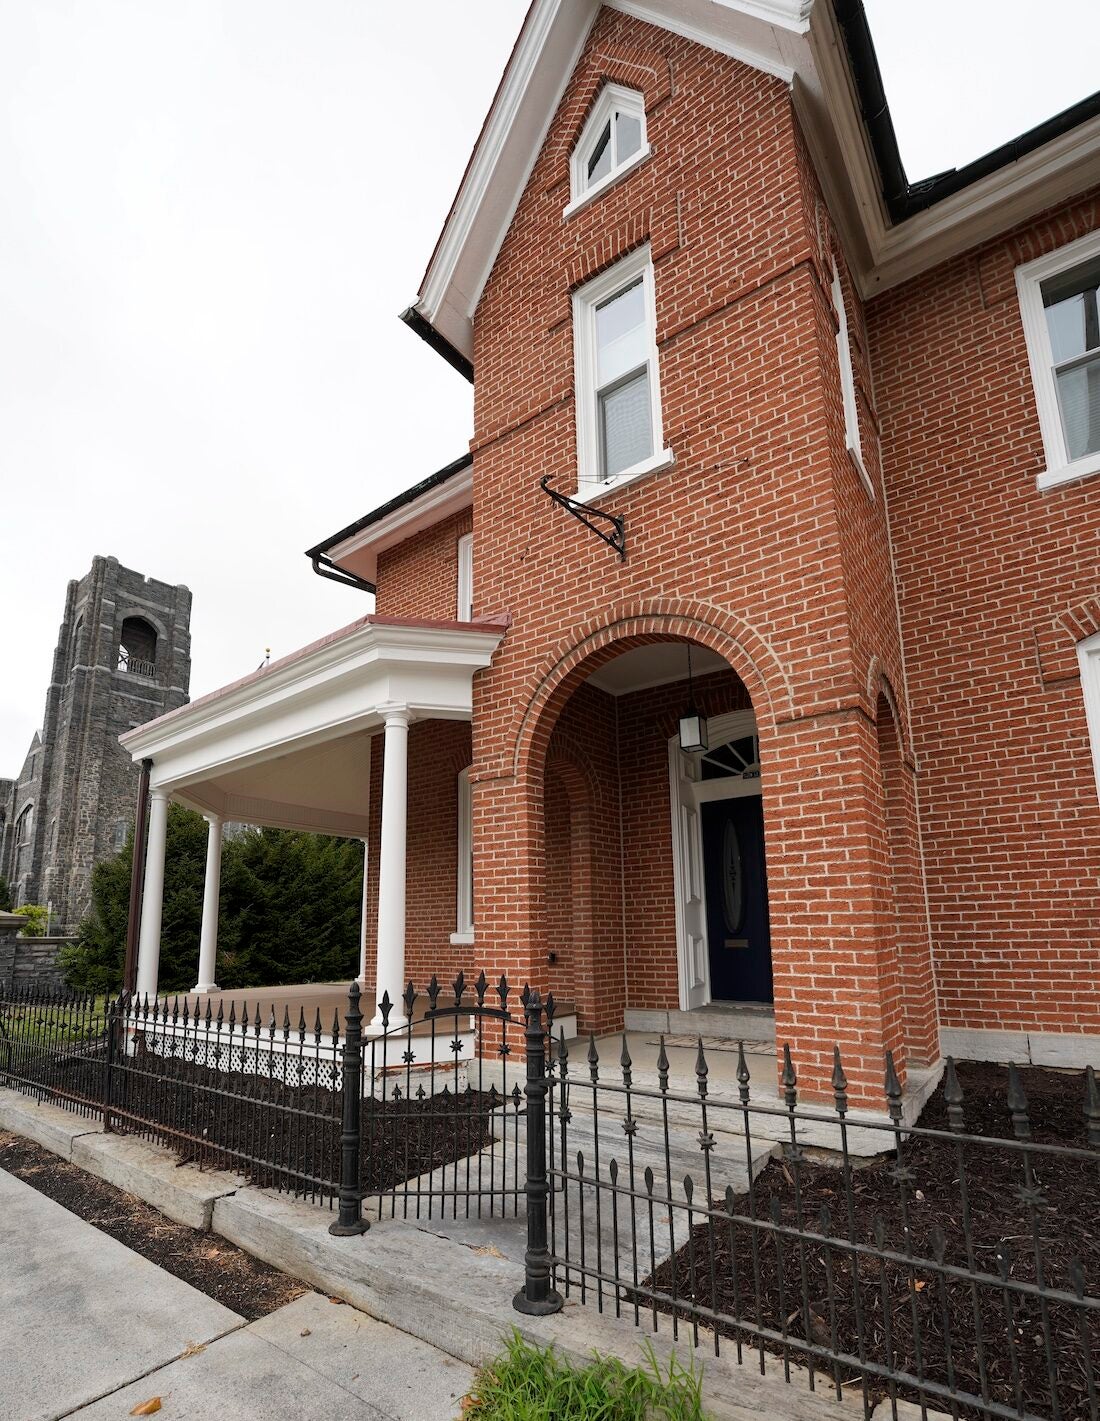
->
[668,709,763,1011]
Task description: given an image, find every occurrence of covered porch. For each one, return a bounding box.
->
[119,612,506,1030]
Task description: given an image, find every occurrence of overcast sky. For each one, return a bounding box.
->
[2,0,1097,770]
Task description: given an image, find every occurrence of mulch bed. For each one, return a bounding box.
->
[643,1063,1100,1420]
[0,1129,306,1319]
[9,1044,502,1204]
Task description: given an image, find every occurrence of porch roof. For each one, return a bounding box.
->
[119,612,506,835]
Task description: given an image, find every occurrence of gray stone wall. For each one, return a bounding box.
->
[0,933,73,991]
[0,556,191,931]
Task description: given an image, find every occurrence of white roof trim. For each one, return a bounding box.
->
[415,0,813,359]
[120,618,504,796]
[327,463,474,585]
[414,0,1100,350]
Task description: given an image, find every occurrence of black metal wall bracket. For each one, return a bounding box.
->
[539,474,626,562]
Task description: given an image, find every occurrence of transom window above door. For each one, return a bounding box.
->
[700,734,760,782]
[566,85,650,217]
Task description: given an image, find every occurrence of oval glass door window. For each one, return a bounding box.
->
[722,820,744,933]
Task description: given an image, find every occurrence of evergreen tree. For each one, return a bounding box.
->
[61,808,363,996]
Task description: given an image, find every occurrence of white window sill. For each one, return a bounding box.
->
[563,145,653,221]
[449,930,475,945]
[1036,451,1100,491]
[578,447,675,500]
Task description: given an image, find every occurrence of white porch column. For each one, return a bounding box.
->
[135,789,170,1002]
[372,706,409,1028]
[193,814,223,992]
[358,837,369,985]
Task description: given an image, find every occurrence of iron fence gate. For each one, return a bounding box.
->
[356,971,540,1223]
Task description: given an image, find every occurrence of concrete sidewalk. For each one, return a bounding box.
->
[0,1168,473,1421]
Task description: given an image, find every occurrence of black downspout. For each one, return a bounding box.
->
[310,553,376,596]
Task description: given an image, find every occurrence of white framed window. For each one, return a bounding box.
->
[572,244,672,492]
[1080,630,1100,807]
[566,84,650,218]
[456,533,473,621]
[451,767,474,943]
[1016,228,1100,491]
[831,258,872,498]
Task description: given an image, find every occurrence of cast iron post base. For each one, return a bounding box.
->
[512,1287,564,1316]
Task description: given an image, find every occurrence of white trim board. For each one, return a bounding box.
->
[328,465,474,587]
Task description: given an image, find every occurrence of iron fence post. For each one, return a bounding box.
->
[329,979,370,1236]
[513,988,563,1315]
[102,997,117,1132]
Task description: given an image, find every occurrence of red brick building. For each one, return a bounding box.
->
[124,0,1100,1107]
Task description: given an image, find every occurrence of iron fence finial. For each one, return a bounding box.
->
[1006,1062,1031,1140]
[1084,1064,1100,1148]
[944,1056,965,1133]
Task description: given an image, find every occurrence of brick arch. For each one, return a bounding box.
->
[511,601,793,784]
[542,42,673,188]
[864,658,913,762]
[1035,590,1100,684]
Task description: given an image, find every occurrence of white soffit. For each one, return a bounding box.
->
[327,463,474,584]
[586,641,729,694]
[414,0,1100,350]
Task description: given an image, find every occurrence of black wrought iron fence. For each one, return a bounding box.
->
[109,992,345,1203]
[543,1027,1100,1421]
[3,976,1099,1421]
[0,982,107,1120]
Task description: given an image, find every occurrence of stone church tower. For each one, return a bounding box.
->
[0,557,191,930]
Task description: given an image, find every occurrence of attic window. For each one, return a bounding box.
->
[566,85,649,217]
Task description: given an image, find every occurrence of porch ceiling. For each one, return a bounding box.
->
[119,613,506,834]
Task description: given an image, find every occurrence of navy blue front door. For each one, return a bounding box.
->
[701,795,773,1003]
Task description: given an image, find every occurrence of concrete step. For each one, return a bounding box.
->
[625,1003,776,1045]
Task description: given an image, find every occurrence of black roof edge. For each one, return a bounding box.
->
[834,0,1100,225]
[400,307,475,383]
[304,451,474,564]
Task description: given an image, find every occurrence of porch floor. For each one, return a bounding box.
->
[159,982,467,1040]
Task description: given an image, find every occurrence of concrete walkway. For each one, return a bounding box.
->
[0,1169,473,1421]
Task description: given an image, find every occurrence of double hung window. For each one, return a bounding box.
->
[830,259,871,495]
[1016,230,1100,489]
[453,767,474,941]
[572,245,669,490]
[456,533,473,621]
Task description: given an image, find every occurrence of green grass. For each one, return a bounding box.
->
[0,999,107,1050]
[463,1333,708,1420]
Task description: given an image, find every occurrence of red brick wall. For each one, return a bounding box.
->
[458,8,932,1097]
[867,189,1100,1041]
[374,508,472,620]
